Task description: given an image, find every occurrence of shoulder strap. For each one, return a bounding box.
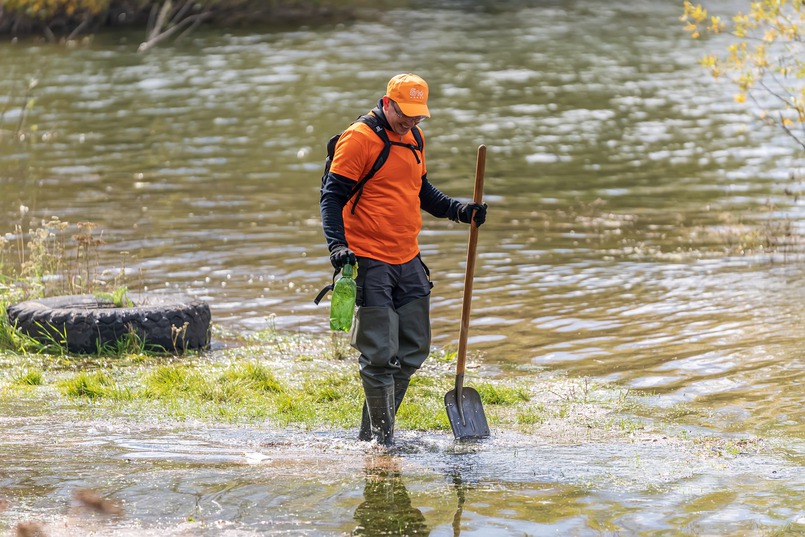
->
[411,125,423,150]
[387,125,423,164]
[346,117,424,214]
[353,114,391,188]
[347,114,392,214]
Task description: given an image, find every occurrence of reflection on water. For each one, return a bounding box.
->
[1,0,804,534]
[354,456,428,536]
[448,469,468,537]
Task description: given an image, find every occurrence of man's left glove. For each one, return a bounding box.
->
[457,202,488,227]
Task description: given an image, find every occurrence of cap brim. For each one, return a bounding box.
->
[397,102,430,118]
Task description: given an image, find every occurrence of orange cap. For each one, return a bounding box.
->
[386,73,430,118]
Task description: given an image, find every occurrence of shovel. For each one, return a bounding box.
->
[444,144,490,440]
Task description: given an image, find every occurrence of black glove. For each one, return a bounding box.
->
[329,244,356,270]
[457,202,487,227]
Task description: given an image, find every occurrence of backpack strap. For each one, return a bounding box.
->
[387,125,423,164]
[347,114,392,213]
[347,117,424,214]
[404,124,423,157]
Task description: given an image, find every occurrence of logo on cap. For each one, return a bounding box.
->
[387,73,430,118]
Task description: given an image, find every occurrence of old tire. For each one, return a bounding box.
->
[5,294,211,354]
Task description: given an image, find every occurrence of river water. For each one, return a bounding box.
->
[1,0,804,535]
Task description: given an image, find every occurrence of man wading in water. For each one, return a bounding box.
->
[320,73,487,446]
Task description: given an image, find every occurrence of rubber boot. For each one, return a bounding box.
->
[393,379,410,414]
[358,401,372,441]
[360,377,410,441]
[352,306,399,443]
[360,378,410,441]
[362,385,395,446]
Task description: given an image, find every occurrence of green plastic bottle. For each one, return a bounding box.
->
[330,263,357,332]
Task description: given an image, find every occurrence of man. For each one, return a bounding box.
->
[320,73,487,446]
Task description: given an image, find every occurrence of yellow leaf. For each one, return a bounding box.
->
[707,16,726,34]
[735,93,747,103]
[700,54,716,68]
[692,4,708,23]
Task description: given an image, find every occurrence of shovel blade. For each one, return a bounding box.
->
[444,387,490,440]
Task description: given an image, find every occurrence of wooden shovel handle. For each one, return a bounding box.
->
[456,145,486,377]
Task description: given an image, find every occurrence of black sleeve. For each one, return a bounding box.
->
[419,173,463,221]
[320,172,357,251]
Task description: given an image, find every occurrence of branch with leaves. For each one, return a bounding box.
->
[681,0,805,152]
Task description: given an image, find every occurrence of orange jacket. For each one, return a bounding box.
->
[330,121,426,264]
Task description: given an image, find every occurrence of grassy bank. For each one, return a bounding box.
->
[0,324,658,442]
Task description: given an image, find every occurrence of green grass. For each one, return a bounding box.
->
[0,312,54,354]
[15,356,454,431]
[142,364,198,398]
[59,371,117,399]
[12,368,44,386]
[516,403,550,426]
[476,382,531,406]
[222,362,284,393]
[397,396,451,431]
[93,286,134,308]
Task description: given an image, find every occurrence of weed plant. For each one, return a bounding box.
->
[0,216,126,303]
[0,216,136,355]
[0,76,38,139]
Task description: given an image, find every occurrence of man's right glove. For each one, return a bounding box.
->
[329,244,356,270]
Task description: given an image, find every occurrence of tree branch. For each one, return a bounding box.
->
[138,11,210,53]
[148,0,173,42]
